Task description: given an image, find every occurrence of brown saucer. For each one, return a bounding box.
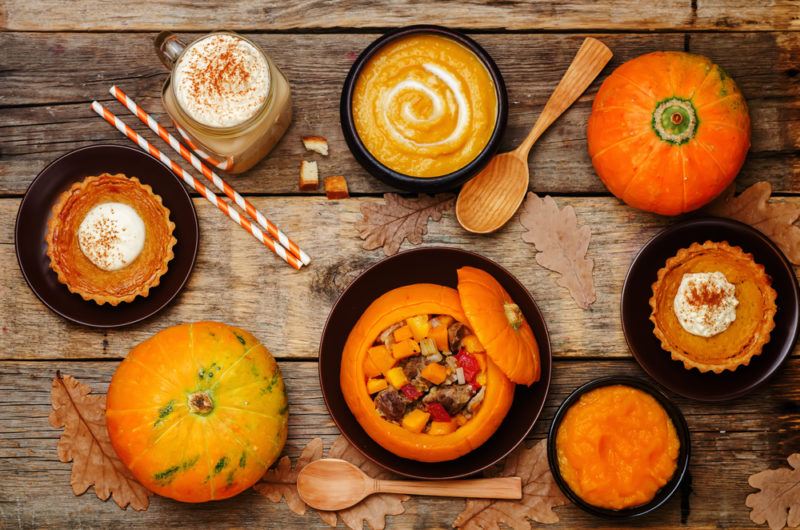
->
[15,144,199,328]
[318,247,551,479]
[621,217,799,402]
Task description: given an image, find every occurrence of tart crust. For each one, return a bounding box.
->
[45,173,176,305]
[649,241,777,374]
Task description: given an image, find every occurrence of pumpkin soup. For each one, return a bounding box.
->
[555,385,679,510]
[352,34,498,178]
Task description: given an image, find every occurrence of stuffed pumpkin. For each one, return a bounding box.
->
[340,267,540,462]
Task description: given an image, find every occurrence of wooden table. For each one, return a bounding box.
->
[2,1,799,527]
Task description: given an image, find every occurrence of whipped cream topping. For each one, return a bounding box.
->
[673,271,738,337]
[78,202,145,271]
[174,33,270,128]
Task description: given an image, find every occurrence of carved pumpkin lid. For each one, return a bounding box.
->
[456,266,540,385]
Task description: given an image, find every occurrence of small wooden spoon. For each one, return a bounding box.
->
[296,458,522,511]
[456,37,613,233]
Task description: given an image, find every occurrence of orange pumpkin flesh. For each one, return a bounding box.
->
[106,322,288,503]
[457,267,540,385]
[340,284,515,462]
[587,51,750,216]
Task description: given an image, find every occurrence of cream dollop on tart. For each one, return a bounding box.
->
[78,202,146,271]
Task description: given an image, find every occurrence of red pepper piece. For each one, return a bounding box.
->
[400,384,422,400]
[456,349,480,383]
[426,402,451,422]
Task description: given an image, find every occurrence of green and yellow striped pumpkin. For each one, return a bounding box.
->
[106,321,288,502]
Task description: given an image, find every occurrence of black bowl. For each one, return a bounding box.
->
[622,217,799,402]
[547,376,691,519]
[15,144,199,328]
[318,247,551,479]
[340,25,508,193]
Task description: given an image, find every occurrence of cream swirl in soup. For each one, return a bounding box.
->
[352,34,498,178]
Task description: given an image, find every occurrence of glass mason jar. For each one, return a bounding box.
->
[155,30,292,174]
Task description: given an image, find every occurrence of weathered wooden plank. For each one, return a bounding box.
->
[1,32,797,196]
[2,195,799,361]
[1,358,797,528]
[0,1,693,32]
[695,0,800,31]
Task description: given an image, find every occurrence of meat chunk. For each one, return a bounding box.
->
[374,387,408,421]
[423,384,475,416]
[448,322,469,352]
[400,356,431,392]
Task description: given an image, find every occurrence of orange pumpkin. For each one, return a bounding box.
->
[106,322,288,503]
[340,284,515,462]
[587,51,750,216]
[457,267,540,385]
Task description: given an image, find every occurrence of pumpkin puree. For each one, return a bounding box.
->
[352,34,497,178]
[556,385,679,510]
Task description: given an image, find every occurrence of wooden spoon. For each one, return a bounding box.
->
[296,458,522,511]
[456,37,613,234]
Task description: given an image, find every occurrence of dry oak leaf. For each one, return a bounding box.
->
[519,192,596,309]
[49,372,151,511]
[254,437,325,516]
[356,193,455,256]
[319,435,409,529]
[706,181,800,265]
[453,439,567,529]
[746,453,800,530]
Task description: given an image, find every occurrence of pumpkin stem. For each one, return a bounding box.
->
[651,97,698,145]
[187,391,214,416]
[503,303,524,331]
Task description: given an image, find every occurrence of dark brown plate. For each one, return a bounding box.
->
[547,376,691,519]
[621,217,799,402]
[15,144,199,328]
[318,247,551,479]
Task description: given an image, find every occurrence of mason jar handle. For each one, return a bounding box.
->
[154,31,186,69]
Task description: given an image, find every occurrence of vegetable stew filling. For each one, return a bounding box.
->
[364,314,488,434]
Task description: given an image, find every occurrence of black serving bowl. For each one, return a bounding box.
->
[547,376,691,519]
[340,25,508,193]
[318,247,551,479]
[621,217,800,402]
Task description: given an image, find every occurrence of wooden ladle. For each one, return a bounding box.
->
[456,37,613,233]
[296,458,522,511]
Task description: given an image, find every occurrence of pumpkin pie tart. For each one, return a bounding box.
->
[649,241,776,373]
[45,173,176,305]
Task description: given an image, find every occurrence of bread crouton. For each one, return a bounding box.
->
[299,160,319,191]
[302,135,329,156]
[324,175,349,200]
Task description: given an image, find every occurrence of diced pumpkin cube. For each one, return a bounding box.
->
[364,355,381,378]
[421,363,448,385]
[385,367,409,389]
[462,335,485,353]
[368,345,396,374]
[476,372,487,386]
[367,377,388,394]
[431,315,454,329]
[401,409,430,433]
[393,325,414,342]
[391,339,420,360]
[407,315,431,341]
[428,420,458,436]
[429,325,449,351]
[455,414,468,426]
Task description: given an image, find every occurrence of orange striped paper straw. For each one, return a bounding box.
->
[109,85,310,266]
[91,100,303,271]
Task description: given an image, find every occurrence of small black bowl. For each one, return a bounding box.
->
[622,217,800,402]
[547,376,691,519]
[340,25,508,193]
[318,247,551,479]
